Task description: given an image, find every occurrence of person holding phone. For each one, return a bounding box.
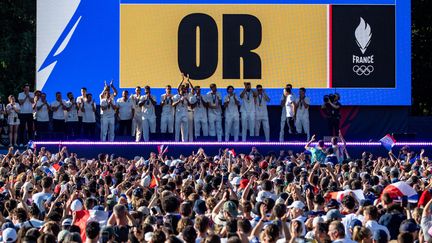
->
[6,95,21,147]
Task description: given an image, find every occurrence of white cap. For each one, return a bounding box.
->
[2,228,17,243]
[70,199,83,211]
[40,156,49,163]
[312,216,324,227]
[23,182,34,192]
[62,218,73,226]
[141,175,151,188]
[231,177,241,186]
[144,232,154,241]
[287,200,305,209]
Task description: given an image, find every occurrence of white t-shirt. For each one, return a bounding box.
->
[142,94,156,119]
[285,94,295,118]
[240,90,255,113]
[161,94,174,115]
[0,104,5,120]
[6,103,20,120]
[206,92,222,116]
[18,92,34,114]
[365,220,390,241]
[117,97,133,120]
[82,101,96,123]
[76,95,86,117]
[130,94,144,115]
[295,96,310,117]
[32,192,52,213]
[65,100,79,122]
[255,94,269,118]
[190,94,207,116]
[51,100,66,120]
[173,94,188,115]
[35,100,49,122]
[224,94,239,117]
[100,98,116,119]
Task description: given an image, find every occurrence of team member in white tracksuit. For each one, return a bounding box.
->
[100,91,117,142]
[240,82,256,141]
[160,85,174,134]
[295,87,310,140]
[224,85,240,142]
[206,83,223,142]
[189,86,208,138]
[130,86,144,142]
[177,73,195,141]
[283,87,296,139]
[173,85,189,141]
[255,85,271,142]
[142,86,157,141]
[116,90,134,137]
[279,84,295,142]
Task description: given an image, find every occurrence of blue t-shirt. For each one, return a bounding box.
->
[308,147,326,164]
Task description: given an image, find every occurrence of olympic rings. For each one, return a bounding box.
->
[352,65,374,76]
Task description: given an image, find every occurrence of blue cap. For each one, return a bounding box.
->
[372,229,388,241]
[399,221,420,233]
[349,219,362,229]
[326,199,340,208]
[326,209,345,221]
[193,199,207,215]
[1,221,15,231]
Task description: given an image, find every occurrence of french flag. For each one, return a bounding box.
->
[382,181,419,203]
[379,134,396,151]
[327,189,365,203]
[74,209,109,242]
[27,140,35,149]
[157,145,168,155]
[228,149,236,157]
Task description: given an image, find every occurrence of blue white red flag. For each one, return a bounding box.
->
[380,134,396,151]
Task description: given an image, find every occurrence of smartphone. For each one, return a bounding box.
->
[401,196,408,208]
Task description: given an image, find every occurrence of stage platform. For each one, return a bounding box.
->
[32,141,432,159]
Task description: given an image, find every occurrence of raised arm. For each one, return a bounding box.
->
[177,73,185,92]
[305,134,316,150]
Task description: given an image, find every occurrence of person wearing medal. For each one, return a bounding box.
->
[130,86,144,142]
[173,84,190,141]
[206,83,223,142]
[189,85,209,139]
[223,85,240,142]
[240,82,256,141]
[142,86,157,141]
[254,84,271,142]
[160,85,174,135]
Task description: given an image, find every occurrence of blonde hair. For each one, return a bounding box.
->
[352,226,372,242]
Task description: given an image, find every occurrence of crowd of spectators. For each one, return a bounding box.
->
[0,135,431,243]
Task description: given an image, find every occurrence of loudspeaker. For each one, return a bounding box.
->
[392,133,416,141]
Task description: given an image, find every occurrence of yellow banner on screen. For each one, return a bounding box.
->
[120,4,328,88]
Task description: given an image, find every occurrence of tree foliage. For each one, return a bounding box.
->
[0,0,35,99]
[412,0,432,115]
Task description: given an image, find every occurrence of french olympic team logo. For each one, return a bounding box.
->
[352,17,374,76]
